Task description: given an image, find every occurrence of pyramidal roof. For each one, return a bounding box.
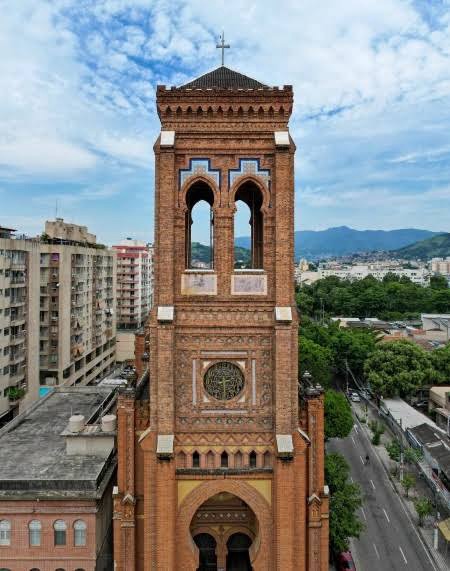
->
[181,66,267,90]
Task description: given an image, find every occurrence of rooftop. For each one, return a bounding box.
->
[381,397,438,431]
[180,66,267,90]
[0,386,117,499]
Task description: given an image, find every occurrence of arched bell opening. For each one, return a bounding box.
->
[190,492,257,571]
[234,182,263,269]
[185,182,215,269]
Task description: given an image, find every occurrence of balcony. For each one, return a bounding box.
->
[10,350,26,364]
[9,332,25,345]
[10,313,26,324]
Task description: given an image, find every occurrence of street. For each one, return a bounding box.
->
[329,415,438,571]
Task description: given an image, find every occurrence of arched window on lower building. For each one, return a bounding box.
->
[29,520,41,546]
[206,450,215,469]
[234,450,243,468]
[263,451,272,468]
[73,519,87,546]
[53,520,67,546]
[249,450,257,468]
[0,520,11,546]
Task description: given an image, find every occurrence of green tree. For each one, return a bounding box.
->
[414,497,433,526]
[430,275,449,290]
[401,473,416,498]
[325,453,363,553]
[364,340,438,398]
[299,336,333,387]
[386,439,401,462]
[324,390,354,439]
[433,344,450,382]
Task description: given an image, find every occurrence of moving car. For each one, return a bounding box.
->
[350,392,361,403]
[338,551,356,570]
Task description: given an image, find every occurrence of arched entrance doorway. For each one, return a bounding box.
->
[194,533,218,571]
[226,533,252,571]
[190,492,256,571]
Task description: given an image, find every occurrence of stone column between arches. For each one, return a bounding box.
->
[176,479,272,571]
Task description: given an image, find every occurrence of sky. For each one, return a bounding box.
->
[1,0,450,245]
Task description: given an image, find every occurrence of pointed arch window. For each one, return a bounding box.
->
[192,451,200,468]
[185,182,215,269]
[234,182,264,269]
[249,450,257,468]
[220,451,229,468]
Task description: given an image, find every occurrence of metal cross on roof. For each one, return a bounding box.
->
[216,31,230,66]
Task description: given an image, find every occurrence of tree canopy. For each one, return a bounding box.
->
[324,390,354,440]
[297,275,450,321]
[325,453,363,553]
[364,340,440,397]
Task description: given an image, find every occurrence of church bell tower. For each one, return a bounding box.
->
[114,63,329,571]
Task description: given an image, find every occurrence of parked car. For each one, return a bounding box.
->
[350,392,361,403]
[338,551,356,570]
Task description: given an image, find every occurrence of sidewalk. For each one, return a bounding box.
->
[352,401,450,571]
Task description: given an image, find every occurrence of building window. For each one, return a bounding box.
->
[192,451,200,468]
[234,182,264,269]
[29,520,41,546]
[73,520,87,546]
[30,568,40,571]
[53,520,67,546]
[185,182,215,269]
[220,451,229,468]
[249,450,257,468]
[0,520,11,545]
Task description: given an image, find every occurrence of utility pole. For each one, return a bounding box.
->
[399,417,404,483]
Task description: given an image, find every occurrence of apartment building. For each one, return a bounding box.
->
[431,257,450,275]
[0,221,117,419]
[113,239,153,330]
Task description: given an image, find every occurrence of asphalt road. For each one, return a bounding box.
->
[328,416,438,571]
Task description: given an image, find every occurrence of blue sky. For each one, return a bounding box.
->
[1,0,450,245]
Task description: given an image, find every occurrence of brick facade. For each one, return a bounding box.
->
[114,68,329,570]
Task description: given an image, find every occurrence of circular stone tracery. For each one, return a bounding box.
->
[204,361,244,401]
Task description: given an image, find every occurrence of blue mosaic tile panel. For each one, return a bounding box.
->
[179,159,220,189]
[228,159,270,189]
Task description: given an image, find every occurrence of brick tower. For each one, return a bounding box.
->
[114,65,329,571]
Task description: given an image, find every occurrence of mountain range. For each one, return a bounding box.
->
[235,226,440,260]
[392,233,450,260]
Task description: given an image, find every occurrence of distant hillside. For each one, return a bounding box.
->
[191,242,251,267]
[235,226,439,260]
[391,233,450,260]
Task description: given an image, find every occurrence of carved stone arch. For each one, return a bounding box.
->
[179,175,220,211]
[258,106,264,117]
[268,106,274,117]
[165,106,172,116]
[177,479,272,571]
[186,106,193,116]
[248,106,255,117]
[176,106,182,116]
[196,106,203,116]
[278,106,285,116]
[207,106,213,117]
[217,106,223,117]
[206,450,215,469]
[227,106,234,117]
[229,175,270,213]
[237,106,244,117]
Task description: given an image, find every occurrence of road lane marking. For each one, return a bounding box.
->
[399,546,407,564]
[361,507,367,521]
[370,479,375,490]
[383,508,390,523]
[359,455,364,465]
[351,436,356,445]
[353,414,438,571]
[373,543,380,559]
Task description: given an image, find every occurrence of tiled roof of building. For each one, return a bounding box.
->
[181,66,267,89]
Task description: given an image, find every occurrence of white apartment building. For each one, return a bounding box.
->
[0,221,117,421]
[113,239,153,330]
[431,257,450,275]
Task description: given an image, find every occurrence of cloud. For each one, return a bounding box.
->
[1,0,450,241]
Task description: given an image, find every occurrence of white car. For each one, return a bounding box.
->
[350,392,361,403]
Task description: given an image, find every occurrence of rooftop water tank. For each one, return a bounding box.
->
[101,414,117,432]
[68,414,85,433]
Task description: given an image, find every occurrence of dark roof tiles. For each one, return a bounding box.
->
[181,66,267,90]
